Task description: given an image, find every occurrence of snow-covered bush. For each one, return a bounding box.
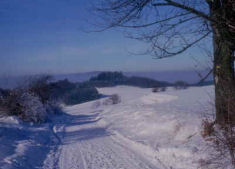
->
[1,75,102,122]
[0,90,23,117]
[160,87,167,92]
[200,81,235,168]
[44,101,63,115]
[200,123,235,169]
[0,89,50,123]
[174,81,188,90]
[201,119,215,138]
[0,76,64,123]
[0,103,8,117]
[19,92,47,123]
[201,111,235,168]
[27,75,52,104]
[152,87,166,93]
[103,94,121,105]
[152,87,159,93]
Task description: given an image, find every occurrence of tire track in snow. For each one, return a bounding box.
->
[43,116,67,169]
[43,111,161,169]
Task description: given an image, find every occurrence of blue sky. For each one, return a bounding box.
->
[0,0,212,76]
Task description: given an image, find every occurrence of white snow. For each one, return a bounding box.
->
[0,116,20,125]
[141,93,178,104]
[0,85,219,169]
[0,116,56,169]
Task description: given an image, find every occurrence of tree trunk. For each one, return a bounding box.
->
[213,33,235,125]
[210,2,235,125]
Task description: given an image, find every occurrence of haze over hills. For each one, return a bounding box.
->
[0,70,213,89]
[124,70,213,83]
[54,70,213,83]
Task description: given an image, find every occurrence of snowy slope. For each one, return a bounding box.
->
[1,85,215,169]
[96,86,214,169]
[0,116,58,169]
[44,85,214,169]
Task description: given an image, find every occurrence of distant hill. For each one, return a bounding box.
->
[0,70,213,89]
[124,70,213,84]
[85,72,171,88]
[55,70,213,84]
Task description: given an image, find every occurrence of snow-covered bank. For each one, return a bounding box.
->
[1,85,218,169]
[51,85,214,169]
[0,116,61,169]
[95,86,214,169]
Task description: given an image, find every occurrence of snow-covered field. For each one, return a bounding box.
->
[0,85,215,169]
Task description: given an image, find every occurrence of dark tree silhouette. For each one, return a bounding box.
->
[94,0,235,125]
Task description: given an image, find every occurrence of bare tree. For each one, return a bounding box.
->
[93,0,235,125]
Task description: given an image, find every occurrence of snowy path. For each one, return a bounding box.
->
[43,111,160,169]
[1,85,214,169]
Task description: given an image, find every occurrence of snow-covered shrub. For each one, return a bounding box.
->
[0,91,8,116]
[201,119,215,138]
[201,111,235,168]
[174,81,188,90]
[0,76,64,123]
[27,75,52,104]
[152,87,159,93]
[200,124,235,169]
[103,94,121,105]
[44,101,63,115]
[199,80,235,168]
[152,87,166,93]
[0,90,23,117]
[19,92,47,123]
[0,89,49,123]
[160,87,167,92]
[0,103,8,117]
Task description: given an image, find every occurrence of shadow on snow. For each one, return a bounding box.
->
[55,112,111,145]
[0,109,109,168]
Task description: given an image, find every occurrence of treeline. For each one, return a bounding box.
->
[84,71,213,90]
[0,76,100,123]
[49,79,100,105]
[85,71,171,88]
[0,71,211,123]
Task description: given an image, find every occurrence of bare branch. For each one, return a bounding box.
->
[152,0,214,22]
[153,31,211,58]
[118,12,191,28]
[197,68,213,84]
